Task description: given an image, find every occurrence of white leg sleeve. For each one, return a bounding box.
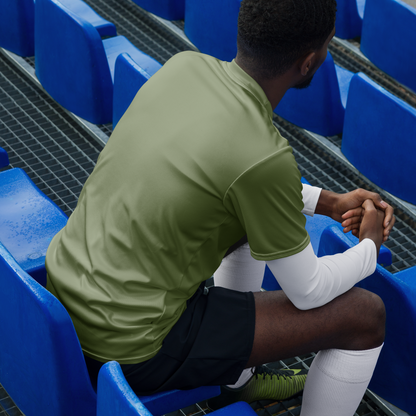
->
[300,344,383,416]
[214,243,264,388]
[214,243,265,293]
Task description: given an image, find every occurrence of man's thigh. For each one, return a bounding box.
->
[247,287,385,368]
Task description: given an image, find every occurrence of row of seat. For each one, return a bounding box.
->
[0,0,162,125]
[2,148,412,414]
[3,0,415,208]
[130,0,416,94]
[337,0,416,95]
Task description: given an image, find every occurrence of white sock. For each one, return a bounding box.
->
[214,243,264,388]
[300,344,383,416]
[214,243,265,292]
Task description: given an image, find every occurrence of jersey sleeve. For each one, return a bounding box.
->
[223,146,310,261]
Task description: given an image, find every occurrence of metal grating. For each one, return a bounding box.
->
[84,0,192,64]
[0,385,22,416]
[0,52,103,216]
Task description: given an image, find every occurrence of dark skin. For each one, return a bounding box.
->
[234,28,394,367]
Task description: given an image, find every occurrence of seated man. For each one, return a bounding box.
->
[45,0,395,414]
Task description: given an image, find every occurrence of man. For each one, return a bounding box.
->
[45,0,395,415]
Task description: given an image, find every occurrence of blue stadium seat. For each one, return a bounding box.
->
[184,0,242,61]
[0,0,35,57]
[97,361,253,416]
[0,148,68,286]
[113,52,162,127]
[0,243,222,416]
[335,0,366,39]
[35,0,157,124]
[262,177,392,291]
[275,52,354,136]
[360,0,416,93]
[318,224,416,415]
[0,241,97,416]
[130,0,185,20]
[341,73,416,205]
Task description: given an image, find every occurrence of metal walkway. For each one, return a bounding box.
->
[0,0,415,415]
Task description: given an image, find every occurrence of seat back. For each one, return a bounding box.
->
[0,146,9,167]
[131,0,185,20]
[0,168,68,286]
[184,0,242,61]
[318,224,416,415]
[341,72,416,205]
[274,52,353,137]
[0,0,35,56]
[113,52,162,127]
[0,242,96,416]
[361,0,416,93]
[35,0,114,124]
[335,0,365,39]
[97,361,251,416]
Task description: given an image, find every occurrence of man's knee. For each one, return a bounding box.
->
[350,287,386,348]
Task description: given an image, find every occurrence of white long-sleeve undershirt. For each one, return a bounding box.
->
[265,183,377,310]
[301,183,322,217]
[266,239,377,310]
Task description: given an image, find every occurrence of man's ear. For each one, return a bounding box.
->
[300,52,316,76]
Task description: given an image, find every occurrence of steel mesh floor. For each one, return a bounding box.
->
[0,1,415,415]
[0,53,102,216]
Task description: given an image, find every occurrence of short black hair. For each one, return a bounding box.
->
[237,0,337,78]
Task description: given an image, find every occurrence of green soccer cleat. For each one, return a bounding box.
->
[206,365,307,410]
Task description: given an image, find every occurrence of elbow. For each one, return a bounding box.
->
[287,295,319,311]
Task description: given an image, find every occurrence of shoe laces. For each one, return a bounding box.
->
[253,365,294,380]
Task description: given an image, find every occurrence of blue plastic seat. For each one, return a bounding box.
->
[184,0,242,61]
[0,241,97,416]
[262,177,391,290]
[335,0,366,39]
[35,0,158,124]
[130,0,185,20]
[113,52,162,127]
[0,148,68,286]
[341,73,416,205]
[0,0,35,56]
[318,224,416,415]
[0,242,222,416]
[97,361,254,416]
[360,0,416,93]
[275,52,354,137]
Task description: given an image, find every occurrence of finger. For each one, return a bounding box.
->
[342,207,363,220]
[341,216,362,228]
[362,199,377,210]
[343,224,360,234]
[382,205,395,229]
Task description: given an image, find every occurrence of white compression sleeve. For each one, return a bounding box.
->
[214,243,265,293]
[266,240,377,310]
[213,243,264,388]
[301,183,322,217]
[301,345,383,416]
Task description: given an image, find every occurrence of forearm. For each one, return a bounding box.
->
[314,189,339,218]
[266,240,377,310]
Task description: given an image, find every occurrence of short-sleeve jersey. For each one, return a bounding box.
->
[45,51,310,364]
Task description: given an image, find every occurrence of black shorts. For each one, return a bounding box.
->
[85,282,255,395]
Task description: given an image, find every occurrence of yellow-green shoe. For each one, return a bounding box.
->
[207,365,307,410]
